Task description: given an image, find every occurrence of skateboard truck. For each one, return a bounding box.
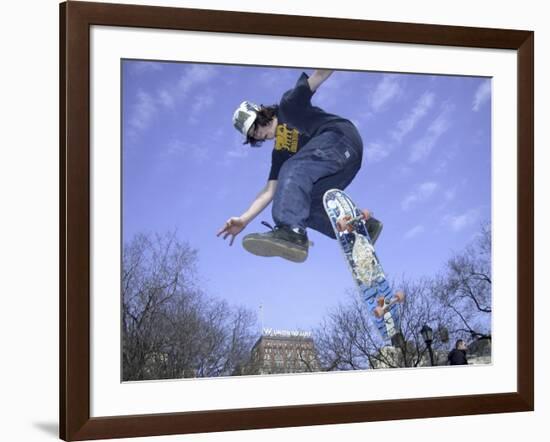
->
[373,291,405,318]
[336,209,371,233]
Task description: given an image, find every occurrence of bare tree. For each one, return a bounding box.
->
[314,278,450,370]
[434,221,492,342]
[314,222,492,370]
[122,231,257,381]
[314,293,372,371]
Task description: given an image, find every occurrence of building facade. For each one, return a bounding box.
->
[247,329,320,375]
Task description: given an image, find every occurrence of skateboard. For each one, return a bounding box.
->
[323,189,404,344]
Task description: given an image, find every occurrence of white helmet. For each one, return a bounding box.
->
[232,101,260,138]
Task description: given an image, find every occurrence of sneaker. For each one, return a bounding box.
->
[242,222,309,263]
[365,216,383,245]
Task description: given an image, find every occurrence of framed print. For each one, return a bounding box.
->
[60,1,534,440]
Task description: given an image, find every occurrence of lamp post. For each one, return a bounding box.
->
[420,324,435,366]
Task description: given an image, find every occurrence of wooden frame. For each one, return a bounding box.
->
[60,1,534,440]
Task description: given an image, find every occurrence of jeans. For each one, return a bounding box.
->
[272,127,363,239]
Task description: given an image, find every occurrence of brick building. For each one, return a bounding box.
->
[247,329,320,375]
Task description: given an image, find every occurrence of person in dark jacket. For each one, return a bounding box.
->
[448,339,469,365]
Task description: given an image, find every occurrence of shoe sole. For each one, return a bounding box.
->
[369,221,383,245]
[242,236,307,263]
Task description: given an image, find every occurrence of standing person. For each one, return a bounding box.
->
[448,339,469,365]
[217,69,382,262]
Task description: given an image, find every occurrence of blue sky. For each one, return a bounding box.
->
[122,60,491,332]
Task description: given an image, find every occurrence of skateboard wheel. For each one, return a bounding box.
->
[336,216,352,233]
[395,291,405,303]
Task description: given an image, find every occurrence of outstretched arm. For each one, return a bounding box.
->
[239,180,278,226]
[307,69,334,93]
[217,180,278,246]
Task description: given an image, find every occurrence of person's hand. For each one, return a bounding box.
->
[217,217,247,246]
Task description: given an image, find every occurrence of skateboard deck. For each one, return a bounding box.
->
[323,189,404,344]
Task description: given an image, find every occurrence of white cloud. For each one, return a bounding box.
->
[313,72,350,108]
[217,144,251,168]
[404,225,425,239]
[176,66,219,126]
[189,92,215,125]
[401,181,439,211]
[369,74,402,112]
[444,187,457,202]
[165,139,186,156]
[434,141,460,174]
[365,141,392,163]
[259,69,295,90]
[128,89,158,132]
[131,61,164,74]
[128,88,179,134]
[434,186,459,212]
[443,209,479,232]
[393,165,414,179]
[215,187,231,201]
[472,80,491,112]
[178,65,218,95]
[409,104,452,163]
[158,89,175,109]
[210,127,227,142]
[392,91,435,143]
[164,140,210,163]
[226,144,250,159]
[127,64,219,136]
[222,132,253,163]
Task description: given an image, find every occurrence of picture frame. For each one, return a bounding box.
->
[60,1,534,440]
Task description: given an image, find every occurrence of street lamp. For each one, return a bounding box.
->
[420,324,435,366]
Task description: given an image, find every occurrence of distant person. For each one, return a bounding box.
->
[217,69,382,262]
[448,339,469,365]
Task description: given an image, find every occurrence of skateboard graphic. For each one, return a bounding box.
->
[323,189,404,344]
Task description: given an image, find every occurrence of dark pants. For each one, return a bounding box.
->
[272,126,363,239]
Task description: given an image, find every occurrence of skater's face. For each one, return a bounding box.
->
[248,117,277,142]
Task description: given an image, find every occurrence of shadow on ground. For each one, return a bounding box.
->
[33,422,58,438]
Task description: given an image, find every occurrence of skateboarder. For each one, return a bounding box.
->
[217,69,382,262]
